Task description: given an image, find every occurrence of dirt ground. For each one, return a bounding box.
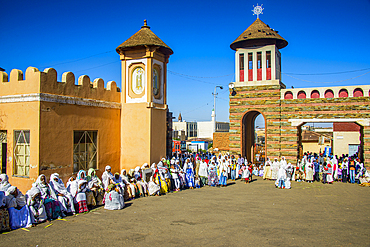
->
[1,176,369,247]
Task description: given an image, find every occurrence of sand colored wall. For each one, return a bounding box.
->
[39,101,120,185]
[0,67,121,192]
[0,68,42,192]
[0,102,40,193]
[120,103,150,169]
[333,132,360,156]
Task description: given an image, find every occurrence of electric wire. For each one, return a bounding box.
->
[283,70,370,84]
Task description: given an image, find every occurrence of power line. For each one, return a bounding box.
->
[283,67,370,76]
[74,61,119,73]
[46,50,116,67]
[168,70,233,78]
[283,70,370,84]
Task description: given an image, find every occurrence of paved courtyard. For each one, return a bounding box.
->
[1,177,369,246]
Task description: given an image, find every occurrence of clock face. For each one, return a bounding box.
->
[153,68,159,96]
[132,67,145,95]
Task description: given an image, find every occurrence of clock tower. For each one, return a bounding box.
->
[116,20,173,169]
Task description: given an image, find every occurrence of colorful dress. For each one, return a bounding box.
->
[208,163,219,186]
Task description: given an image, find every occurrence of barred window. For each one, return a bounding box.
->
[73,131,97,173]
[14,130,30,176]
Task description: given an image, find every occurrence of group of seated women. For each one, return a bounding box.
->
[0,159,199,232]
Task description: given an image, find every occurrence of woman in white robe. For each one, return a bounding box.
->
[263,158,272,180]
[101,165,114,190]
[26,187,47,224]
[49,173,75,215]
[104,184,124,210]
[33,174,62,220]
[0,174,11,192]
[305,158,314,183]
[271,158,279,180]
[148,176,160,196]
[120,169,134,200]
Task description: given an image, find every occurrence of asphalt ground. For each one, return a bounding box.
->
[1,176,369,247]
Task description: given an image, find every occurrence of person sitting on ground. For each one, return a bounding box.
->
[76,170,96,208]
[113,172,125,195]
[0,174,12,192]
[69,177,89,213]
[101,165,114,190]
[120,169,134,201]
[103,184,124,210]
[49,173,75,215]
[5,186,26,209]
[26,186,47,225]
[137,176,148,196]
[33,174,62,221]
[86,168,104,206]
[148,176,160,196]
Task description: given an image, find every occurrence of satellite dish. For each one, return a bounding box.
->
[228,83,235,89]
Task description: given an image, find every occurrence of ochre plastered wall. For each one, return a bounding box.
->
[39,102,120,184]
[0,67,121,192]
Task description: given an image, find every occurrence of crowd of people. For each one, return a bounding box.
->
[1,151,369,233]
[260,152,370,189]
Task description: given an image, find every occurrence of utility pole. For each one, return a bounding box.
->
[212,86,223,132]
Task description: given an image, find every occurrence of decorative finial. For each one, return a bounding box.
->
[142,19,150,29]
[252,4,264,19]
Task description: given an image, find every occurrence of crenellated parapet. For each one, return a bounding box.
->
[0,67,121,104]
[281,85,370,100]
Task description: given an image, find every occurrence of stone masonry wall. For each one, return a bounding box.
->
[229,84,370,167]
[213,132,230,151]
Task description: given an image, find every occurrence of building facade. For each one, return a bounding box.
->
[229,18,370,167]
[0,21,173,192]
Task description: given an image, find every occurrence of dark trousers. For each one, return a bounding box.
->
[342,170,347,183]
[314,172,320,182]
[322,173,327,183]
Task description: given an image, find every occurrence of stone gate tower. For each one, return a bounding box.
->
[116,20,173,168]
[229,17,370,167]
[229,17,288,162]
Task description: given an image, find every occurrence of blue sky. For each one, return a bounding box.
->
[1,0,370,126]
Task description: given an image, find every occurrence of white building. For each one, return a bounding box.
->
[172,112,229,140]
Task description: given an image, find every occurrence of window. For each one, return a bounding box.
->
[311,90,320,98]
[248,53,253,81]
[266,51,271,80]
[284,91,293,99]
[324,89,334,98]
[73,131,97,173]
[353,88,363,97]
[14,130,30,176]
[239,53,244,82]
[339,89,348,98]
[257,52,262,81]
[297,91,306,99]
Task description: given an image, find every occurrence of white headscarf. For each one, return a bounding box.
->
[0,174,11,192]
[49,173,68,195]
[102,165,114,190]
[34,174,57,200]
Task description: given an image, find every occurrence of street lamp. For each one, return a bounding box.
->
[212,85,223,132]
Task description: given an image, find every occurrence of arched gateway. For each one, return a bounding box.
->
[229,17,370,167]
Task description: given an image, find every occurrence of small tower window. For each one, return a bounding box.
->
[266,51,271,80]
[239,53,244,82]
[248,53,253,81]
[257,52,262,81]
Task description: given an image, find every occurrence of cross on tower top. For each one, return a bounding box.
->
[252,4,264,19]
